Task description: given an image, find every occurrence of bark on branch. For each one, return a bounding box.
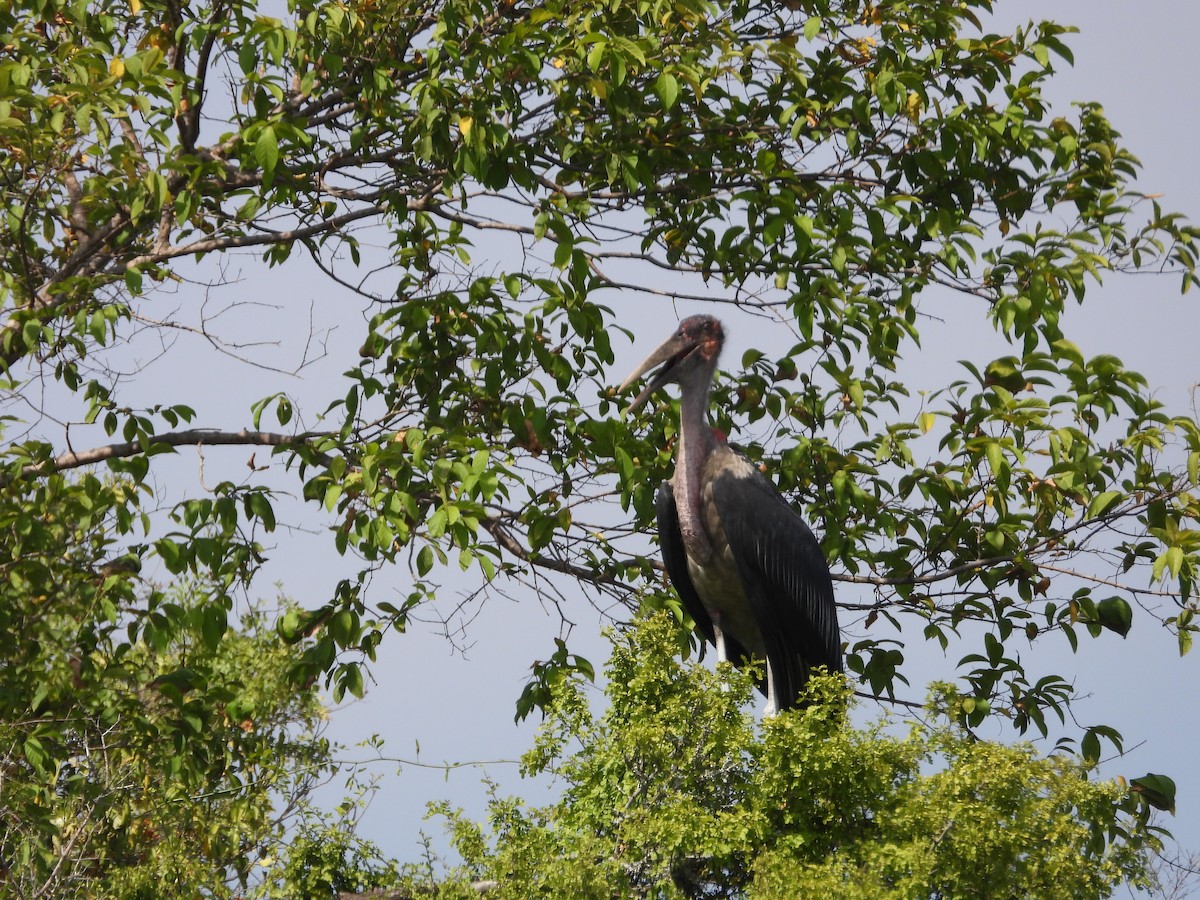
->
[338,884,497,900]
[14,428,328,482]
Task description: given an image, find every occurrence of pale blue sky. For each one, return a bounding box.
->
[332,3,1200,884]
[44,0,1199,888]
[298,0,1200,884]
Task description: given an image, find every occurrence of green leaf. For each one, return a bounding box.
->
[586,41,605,73]
[24,736,47,771]
[1096,596,1132,638]
[254,125,279,183]
[986,441,1004,479]
[417,544,435,576]
[1086,490,1121,519]
[200,603,228,650]
[329,608,358,647]
[336,663,365,700]
[238,40,257,75]
[156,538,186,574]
[427,506,448,538]
[1051,337,1085,368]
[246,492,276,531]
[1130,773,1176,814]
[654,72,679,110]
[984,358,1024,392]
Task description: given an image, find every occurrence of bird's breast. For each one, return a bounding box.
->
[683,449,768,661]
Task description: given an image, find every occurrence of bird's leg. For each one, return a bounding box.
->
[764,663,779,718]
[712,611,728,664]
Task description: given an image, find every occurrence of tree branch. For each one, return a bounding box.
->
[15,428,331,481]
[480,515,637,593]
[339,884,497,900]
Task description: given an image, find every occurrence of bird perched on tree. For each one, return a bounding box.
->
[621,315,842,713]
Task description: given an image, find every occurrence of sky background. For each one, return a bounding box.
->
[312,8,1200,895]
[319,0,1200,868]
[306,0,1200,886]
[52,0,1200,891]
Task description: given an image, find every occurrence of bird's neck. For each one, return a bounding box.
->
[674,379,718,564]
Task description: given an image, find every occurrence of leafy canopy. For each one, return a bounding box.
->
[0,0,1198,886]
[0,467,399,897]
[411,614,1158,899]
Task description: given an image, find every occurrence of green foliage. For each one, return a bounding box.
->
[5,0,1195,743]
[1,0,1199,887]
[407,614,1157,899]
[0,468,336,896]
[251,793,402,899]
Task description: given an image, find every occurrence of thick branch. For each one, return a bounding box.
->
[17,428,329,481]
[123,204,393,269]
[339,885,496,900]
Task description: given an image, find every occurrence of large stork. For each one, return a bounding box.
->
[621,315,842,714]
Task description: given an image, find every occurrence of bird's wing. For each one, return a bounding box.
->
[710,467,842,710]
[656,483,759,680]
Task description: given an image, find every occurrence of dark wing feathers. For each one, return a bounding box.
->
[710,469,841,710]
[655,483,760,683]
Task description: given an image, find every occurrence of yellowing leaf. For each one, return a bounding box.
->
[109,57,126,78]
[1166,546,1184,578]
[458,115,473,138]
[130,0,141,12]
[905,91,923,122]
[918,411,936,434]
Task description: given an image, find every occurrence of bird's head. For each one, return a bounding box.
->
[620,315,724,413]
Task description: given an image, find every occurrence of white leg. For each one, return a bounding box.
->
[712,612,727,664]
[764,662,779,718]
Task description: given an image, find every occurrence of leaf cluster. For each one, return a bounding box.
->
[0,467,337,897]
[405,614,1159,899]
[0,0,1198,834]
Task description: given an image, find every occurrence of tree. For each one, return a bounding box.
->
[2,0,1199,889]
[399,614,1160,899]
[0,465,398,897]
